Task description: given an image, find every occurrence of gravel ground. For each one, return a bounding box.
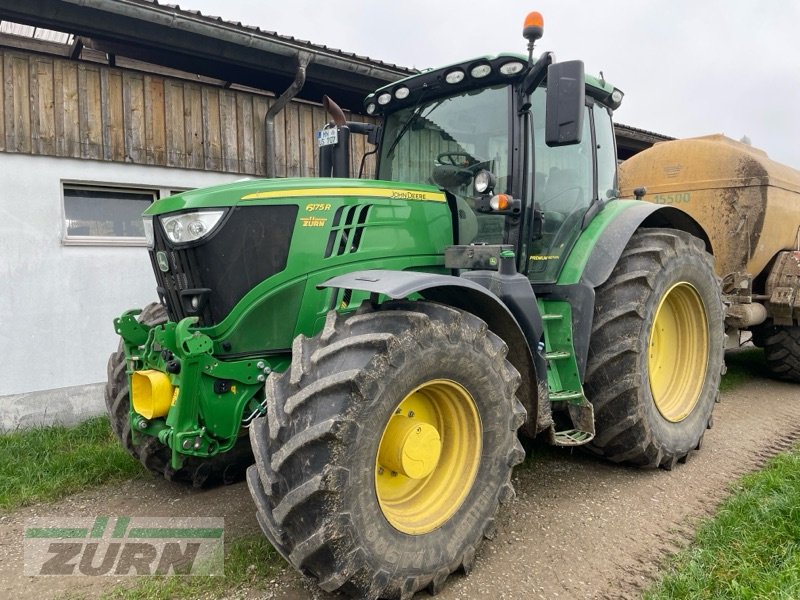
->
[1,369,799,600]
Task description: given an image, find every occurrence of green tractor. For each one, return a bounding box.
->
[106,12,724,598]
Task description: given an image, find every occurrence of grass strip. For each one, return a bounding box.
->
[103,535,284,600]
[645,446,800,599]
[0,416,144,511]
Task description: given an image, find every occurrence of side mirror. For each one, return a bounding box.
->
[545,61,585,147]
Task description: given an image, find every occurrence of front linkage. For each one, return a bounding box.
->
[113,308,280,470]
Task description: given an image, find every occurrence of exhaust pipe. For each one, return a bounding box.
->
[319,95,351,178]
[323,95,347,126]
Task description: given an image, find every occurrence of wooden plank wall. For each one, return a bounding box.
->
[0,48,377,178]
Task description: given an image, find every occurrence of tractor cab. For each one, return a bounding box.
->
[361,45,623,284]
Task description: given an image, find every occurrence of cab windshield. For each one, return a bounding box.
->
[377,85,511,244]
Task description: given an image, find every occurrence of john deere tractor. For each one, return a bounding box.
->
[106,12,724,598]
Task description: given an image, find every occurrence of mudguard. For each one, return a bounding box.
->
[320,270,548,435]
[580,203,710,288]
[551,202,710,380]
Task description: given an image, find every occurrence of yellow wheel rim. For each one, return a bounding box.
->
[648,282,709,422]
[375,379,481,535]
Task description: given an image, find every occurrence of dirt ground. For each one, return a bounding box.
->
[2,361,799,600]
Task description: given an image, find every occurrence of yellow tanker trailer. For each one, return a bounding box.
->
[619,134,800,381]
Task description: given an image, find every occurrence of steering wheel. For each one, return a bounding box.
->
[539,186,584,214]
[436,151,479,168]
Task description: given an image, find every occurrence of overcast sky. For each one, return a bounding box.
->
[182,0,800,168]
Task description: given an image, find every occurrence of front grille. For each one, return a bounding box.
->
[150,205,299,325]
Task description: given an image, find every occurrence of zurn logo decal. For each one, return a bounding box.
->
[24,517,224,576]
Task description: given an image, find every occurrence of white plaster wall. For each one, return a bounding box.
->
[0,154,245,396]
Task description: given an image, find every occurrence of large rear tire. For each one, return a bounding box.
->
[247,301,525,598]
[584,229,724,468]
[761,324,800,382]
[104,302,253,487]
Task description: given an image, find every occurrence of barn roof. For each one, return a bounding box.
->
[0,0,415,111]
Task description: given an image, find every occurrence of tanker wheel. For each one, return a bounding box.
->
[584,229,724,468]
[247,301,525,598]
[105,302,253,487]
[761,324,800,382]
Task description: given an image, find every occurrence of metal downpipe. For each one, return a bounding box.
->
[265,52,313,178]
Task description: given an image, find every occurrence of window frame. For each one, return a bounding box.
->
[60,182,177,247]
[591,103,619,201]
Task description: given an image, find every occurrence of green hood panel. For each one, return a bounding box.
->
[144,178,446,215]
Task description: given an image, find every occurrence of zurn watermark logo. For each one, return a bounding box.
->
[24,517,224,576]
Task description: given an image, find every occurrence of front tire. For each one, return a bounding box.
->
[247,301,525,598]
[104,302,253,487]
[584,229,724,468]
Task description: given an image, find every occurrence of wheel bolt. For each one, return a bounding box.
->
[407,411,415,418]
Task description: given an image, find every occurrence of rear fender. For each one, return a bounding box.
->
[557,202,712,380]
[581,203,710,288]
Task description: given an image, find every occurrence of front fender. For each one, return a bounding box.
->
[319,270,546,436]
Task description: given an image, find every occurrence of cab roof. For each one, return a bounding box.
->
[365,53,622,116]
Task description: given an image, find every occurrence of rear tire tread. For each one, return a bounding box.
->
[763,325,800,382]
[585,229,724,468]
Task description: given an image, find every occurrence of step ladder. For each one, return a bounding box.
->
[539,301,595,447]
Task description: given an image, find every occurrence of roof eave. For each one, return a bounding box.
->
[0,0,414,110]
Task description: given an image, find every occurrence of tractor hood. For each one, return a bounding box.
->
[144,178,446,215]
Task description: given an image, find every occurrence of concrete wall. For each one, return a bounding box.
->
[0,153,243,427]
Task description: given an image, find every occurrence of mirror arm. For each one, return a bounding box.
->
[522,51,554,95]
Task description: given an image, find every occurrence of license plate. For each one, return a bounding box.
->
[317,128,338,147]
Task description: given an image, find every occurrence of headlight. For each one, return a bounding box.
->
[445,69,465,84]
[474,170,497,194]
[470,64,492,79]
[142,216,155,249]
[161,210,225,244]
[500,61,525,76]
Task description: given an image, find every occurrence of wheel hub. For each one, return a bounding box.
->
[378,418,442,480]
[375,379,482,535]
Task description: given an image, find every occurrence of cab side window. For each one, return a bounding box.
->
[532,88,593,215]
[593,104,618,200]
[528,88,593,282]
